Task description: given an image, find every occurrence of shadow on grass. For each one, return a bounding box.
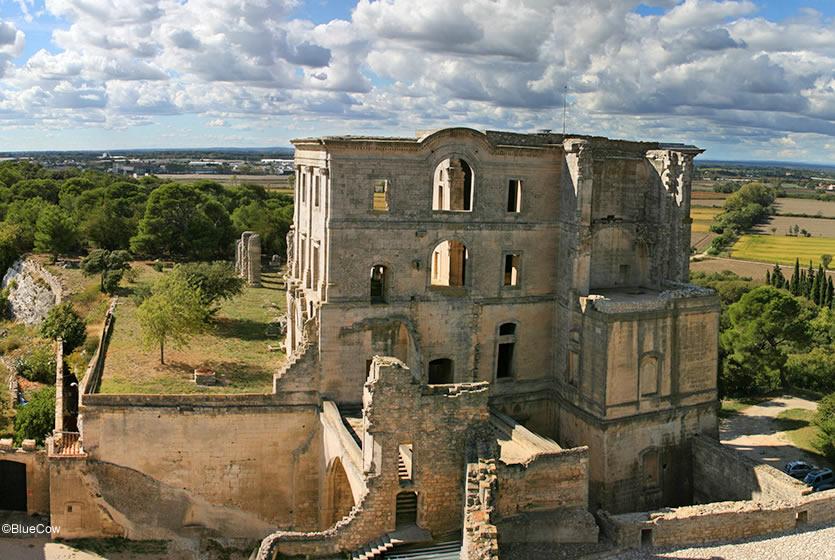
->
[212,317,273,341]
[59,537,168,555]
[193,360,273,390]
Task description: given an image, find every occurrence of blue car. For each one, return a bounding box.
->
[803,468,834,491]
[784,460,816,480]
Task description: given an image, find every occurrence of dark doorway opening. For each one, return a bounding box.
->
[0,460,27,511]
[497,343,514,379]
[428,358,453,384]
[640,528,653,548]
[396,491,418,527]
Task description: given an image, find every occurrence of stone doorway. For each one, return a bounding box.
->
[0,460,27,511]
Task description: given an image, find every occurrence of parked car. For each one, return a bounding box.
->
[803,468,834,490]
[813,481,835,493]
[784,460,816,480]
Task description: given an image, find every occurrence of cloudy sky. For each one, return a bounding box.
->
[0,0,834,162]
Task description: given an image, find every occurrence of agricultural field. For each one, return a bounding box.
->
[691,232,718,253]
[691,207,722,233]
[692,190,729,201]
[100,262,286,394]
[774,197,835,218]
[730,235,835,267]
[754,216,835,238]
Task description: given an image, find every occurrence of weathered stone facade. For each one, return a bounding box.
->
[284,128,720,516]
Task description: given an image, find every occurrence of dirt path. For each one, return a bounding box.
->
[720,394,823,469]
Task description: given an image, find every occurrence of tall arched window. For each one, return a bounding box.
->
[496,322,517,379]
[431,241,468,287]
[370,265,387,304]
[433,158,473,212]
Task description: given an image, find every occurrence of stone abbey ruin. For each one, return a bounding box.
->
[4,128,835,559]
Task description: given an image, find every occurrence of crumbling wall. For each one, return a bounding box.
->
[235,231,261,287]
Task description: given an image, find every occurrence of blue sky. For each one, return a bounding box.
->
[0,0,834,163]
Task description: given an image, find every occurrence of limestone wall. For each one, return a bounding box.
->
[72,393,323,539]
[692,436,808,503]
[0,445,50,515]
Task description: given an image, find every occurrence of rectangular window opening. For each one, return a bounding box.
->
[504,254,520,287]
[312,244,320,289]
[314,175,321,207]
[398,443,413,483]
[507,179,522,212]
[497,343,514,379]
[301,173,307,203]
[373,179,389,211]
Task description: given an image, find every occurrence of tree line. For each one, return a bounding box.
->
[707,182,776,255]
[0,160,293,270]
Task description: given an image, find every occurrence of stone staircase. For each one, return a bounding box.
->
[337,402,364,446]
[350,525,431,560]
[384,541,462,559]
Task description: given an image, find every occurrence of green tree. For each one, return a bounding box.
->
[814,392,835,460]
[40,302,87,354]
[81,249,132,293]
[14,386,55,445]
[34,205,78,256]
[721,286,812,395]
[822,254,833,270]
[231,199,293,258]
[4,197,50,249]
[790,258,801,295]
[137,273,205,364]
[81,201,134,250]
[171,262,244,320]
[130,183,235,260]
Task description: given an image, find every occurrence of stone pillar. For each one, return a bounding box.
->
[247,233,262,287]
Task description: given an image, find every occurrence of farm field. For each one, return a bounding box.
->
[692,190,729,200]
[730,235,835,267]
[691,207,721,233]
[754,215,835,237]
[691,198,726,208]
[773,197,835,218]
[691,232,717,252]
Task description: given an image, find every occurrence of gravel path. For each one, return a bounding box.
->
[720,394,822,468]
[609,522,835,559]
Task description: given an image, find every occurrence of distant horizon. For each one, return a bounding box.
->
[1,148,833,171]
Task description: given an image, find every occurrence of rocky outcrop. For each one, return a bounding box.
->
[1,258,63,325]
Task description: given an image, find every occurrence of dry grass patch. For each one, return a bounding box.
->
[100,262,286,394]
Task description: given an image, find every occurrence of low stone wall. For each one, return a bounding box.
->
[693,436,808,503]
[78,299,117,395]
[0,444,50,515]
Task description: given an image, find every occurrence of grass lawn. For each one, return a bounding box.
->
[691,206,722,233]
[730,234,835,267]
[99,262,286,394]
[775,408,831,466]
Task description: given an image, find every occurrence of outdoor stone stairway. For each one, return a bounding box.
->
[337,402,364,445]
[383,541,462,560]
[397,453,410,481]
[350,525,431,560]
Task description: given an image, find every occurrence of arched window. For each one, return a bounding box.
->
[370,265,387,304]
[433,158,473,211]
[431,241,468,287]
[496,322,517,379]
[428,358,454,384]
[639,353,660,397]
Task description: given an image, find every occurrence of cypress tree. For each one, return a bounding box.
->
[828,277,834,308]
[772,263,786,289]
[818,265,827,306]
[791,258,801,295]
[811,267,821,305]
[766,269,771,286]
[806,261,815,298]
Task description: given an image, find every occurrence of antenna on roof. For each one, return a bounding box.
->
[562,84,568,135]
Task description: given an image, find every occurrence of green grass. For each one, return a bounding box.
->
[719,397,763,419]
[730,234,835,266]
[99,263,286,394]
[775,408,830,465]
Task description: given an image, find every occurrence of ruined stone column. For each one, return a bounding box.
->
[247,233,262,287]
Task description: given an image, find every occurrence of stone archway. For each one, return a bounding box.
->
[322,458,354,528]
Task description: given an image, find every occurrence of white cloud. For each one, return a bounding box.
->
[0,0,833,159]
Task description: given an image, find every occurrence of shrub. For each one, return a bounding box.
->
[14,386,55,445]
[15,344,57,384]
[814,393,835,460]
